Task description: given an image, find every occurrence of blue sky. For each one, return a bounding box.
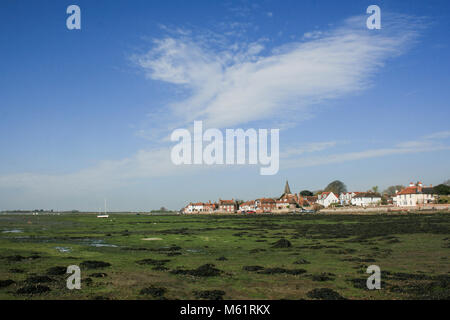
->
[0,0,449,211]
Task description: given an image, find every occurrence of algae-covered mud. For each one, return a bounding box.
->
[0,213,449,300]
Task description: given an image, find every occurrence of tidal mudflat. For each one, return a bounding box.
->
[0,213,449,300]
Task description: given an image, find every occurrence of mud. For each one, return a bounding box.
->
[25,276,53,284]
[293,258,310,265]
[170,264,222,277]
[306,288,346,300]
[16,285,51,294]
[139,286,167,298]
[46,266,67,276]
[90,273,108,278]
[243,266,265,272]
[136,258,170,267]
[193,290,226,300]
[80,260,111,269]
[0,280,15,288]
[272,239,292,248]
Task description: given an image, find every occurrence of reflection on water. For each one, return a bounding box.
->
[2,229,23,233]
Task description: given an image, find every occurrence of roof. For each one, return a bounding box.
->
[305,196,317,202]
[319,192,337,199]
[353,192,381,198]
[284,180,291,194]
[219,199,235,205]
[257,198,276,203]
[396,186,435,195]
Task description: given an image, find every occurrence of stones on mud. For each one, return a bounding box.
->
[4,254,40,262]
[306,288,346,300]
[259,267,307,275]
[80,260,111,269]
[193,290,226,300]
[16,285,51,295]
[311,273,335,282]
[166,252,182,257]
[89,272,108,278]
[170,264,221,277]
[342,257,376,263]
[249,248,266,254]
[272,239,292,248]
[46,266,67,276]
[9,268,24,273]
[136,258,170,267]
[387,275,450,299]
[93,295,110,300]
[293,258,310,265]
[243,265,307,275]
[243,266,265,272]
[325,248,356,254]
[0,280,15,288]
[25,275,53,284]
[348,278,368,289]
[139,285,167,298]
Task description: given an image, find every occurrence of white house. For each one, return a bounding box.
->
[339,192,359,205]
[351,192,381,207]
[239,200,256,212]
[393,182,436,207]
[218,199,237,213]
[317,192,339,207]
[183,202,216,213]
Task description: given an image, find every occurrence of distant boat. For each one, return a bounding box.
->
[97,199,109,218]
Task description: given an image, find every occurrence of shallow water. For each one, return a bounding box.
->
[2,229,23,233]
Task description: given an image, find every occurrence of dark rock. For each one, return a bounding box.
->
[46,266,67,276]
[272,239,292,248]
[25,276,53,284]
[80,260,111,269]
[0,280,15,288]
[89,273,108,278]
[306,288,346,300]
[16,285,51,294]
[140,286,166,298]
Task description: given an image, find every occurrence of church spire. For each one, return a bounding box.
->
[284,180,291,195]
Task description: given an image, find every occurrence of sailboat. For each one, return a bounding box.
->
[97,199,109,218]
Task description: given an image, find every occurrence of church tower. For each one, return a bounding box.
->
[279,180,293,199]
[284,180,291,195]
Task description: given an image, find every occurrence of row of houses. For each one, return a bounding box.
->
[314,182,437,207]
[181,181,438,213]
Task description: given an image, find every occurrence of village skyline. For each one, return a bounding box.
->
[180,179,449,214]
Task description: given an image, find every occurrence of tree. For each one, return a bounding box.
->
[300,190,313,196]
[372,186,379,193]
[433,184,450,195]
[383,185,405,196]
[324,180,347,195]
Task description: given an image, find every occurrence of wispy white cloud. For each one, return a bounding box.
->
[283,131,450,168]
[134,13,421,130]
[281,141,338,158]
